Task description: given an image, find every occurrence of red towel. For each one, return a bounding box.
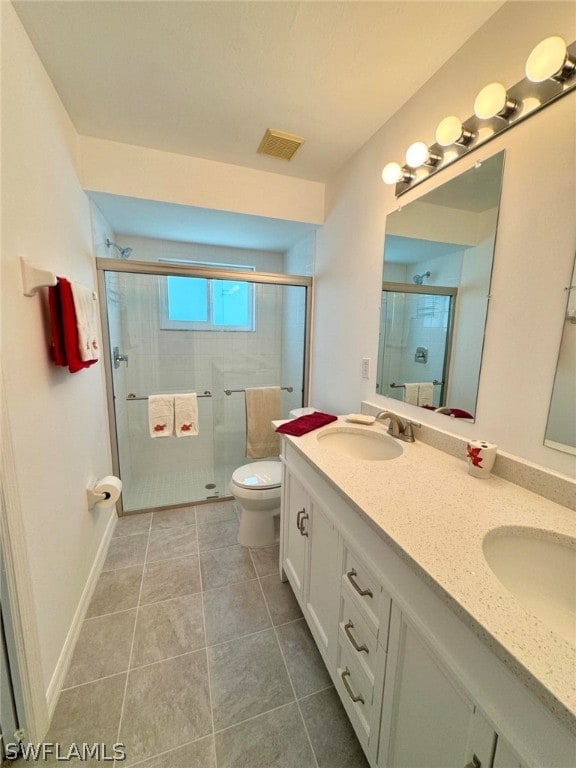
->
[48,277,97,373]
[276,412,337,436]
[48,282,67,366]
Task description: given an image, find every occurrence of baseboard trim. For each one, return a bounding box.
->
[45,511,117,717]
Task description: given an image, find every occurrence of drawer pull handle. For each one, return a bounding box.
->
[341,667,364,704]
[344,621,369,654]
[299,512,309,537]
[346,569,373,598]
[464,756,481,768]
[296,509,306,530]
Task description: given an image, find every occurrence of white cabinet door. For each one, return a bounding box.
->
[378,605,496,768]
[282,469,309,598]
[492,737,525,768]
[305,498,340,667]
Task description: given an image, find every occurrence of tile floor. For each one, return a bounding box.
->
[24,501,369,767]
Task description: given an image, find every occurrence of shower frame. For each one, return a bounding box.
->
[96,257,313,516]
[380,281,458,407]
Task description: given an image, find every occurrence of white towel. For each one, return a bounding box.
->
[70,282,99,361]
[148,395,174,438]
[417,382,434,407]
[245,387,281,459]
[404,383,419,405]
[175,393,199,437]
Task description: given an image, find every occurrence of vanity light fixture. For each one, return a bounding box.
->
[382,162,414,185]
[381,37,576,196]
[405,141,442,168]
[473,82,518,120]
[435,116,474,147]
[525,35,576,83]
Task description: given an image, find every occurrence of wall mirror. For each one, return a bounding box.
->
[544,254,576,455]
[376,151,505,421]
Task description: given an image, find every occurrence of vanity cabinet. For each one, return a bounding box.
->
[279,440,576,768]
[281,464,340,665]
[282,469,308,596]
[377,604,496,768]
[491,737,527,768]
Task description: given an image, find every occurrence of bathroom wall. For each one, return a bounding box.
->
[1,1,115,706]
[312,2,576,477]
[81,135,325,226]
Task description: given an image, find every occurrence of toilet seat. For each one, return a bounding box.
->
[231,461,281,491]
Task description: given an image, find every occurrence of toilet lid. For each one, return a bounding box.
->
[231,461,282,490]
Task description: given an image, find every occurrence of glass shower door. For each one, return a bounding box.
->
[377,288,455,407]
[101,266,309,513]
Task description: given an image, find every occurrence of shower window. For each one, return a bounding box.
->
[161,275,255,331]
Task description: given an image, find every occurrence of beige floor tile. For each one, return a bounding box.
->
[259,574,303,625]
[215,703,316,768]
[199,545,256,590]
[146,526,197,563]
[208,629,293,730]
[140,555,201,605]
[64,610,136,688]
[203,580,270,645]
[86,565,142,618]
[120,651,211,766]
[131,594,205,668]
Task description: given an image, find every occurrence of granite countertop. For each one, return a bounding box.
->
[278,417,576,732]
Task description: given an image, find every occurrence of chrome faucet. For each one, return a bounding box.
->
[375,411,416,442]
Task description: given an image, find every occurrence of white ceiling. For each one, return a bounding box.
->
[14,1,503,184]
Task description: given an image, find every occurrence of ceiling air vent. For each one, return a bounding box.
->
[257,129,305,161]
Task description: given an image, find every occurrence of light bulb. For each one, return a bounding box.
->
[405,142,428,168]
[405,142,441,169]
[435,116,474,147]
[382,162,404,185]
[525,35,575,82]
[474,82,517,120]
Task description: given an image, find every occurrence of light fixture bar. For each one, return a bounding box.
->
[386,38,576,197]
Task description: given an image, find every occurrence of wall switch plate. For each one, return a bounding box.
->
[361,358,370,379]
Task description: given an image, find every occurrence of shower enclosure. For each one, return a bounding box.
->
[97,259,311,514]
[376,283,457,407]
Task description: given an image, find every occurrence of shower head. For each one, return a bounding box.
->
[106,239,133,259]
[413,271,431,285]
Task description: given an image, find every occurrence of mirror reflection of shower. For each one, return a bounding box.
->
[413,271,431,285]
[106,238,133,259]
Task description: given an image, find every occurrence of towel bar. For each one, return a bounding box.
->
[224,386,293,396]
[126,391,212,401]
[390,380,443,388]
[20,257,57,297]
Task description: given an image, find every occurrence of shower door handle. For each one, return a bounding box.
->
[113,346,129,369]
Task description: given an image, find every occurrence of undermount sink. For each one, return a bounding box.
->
[483,526,576,645]
[317,426,403,461]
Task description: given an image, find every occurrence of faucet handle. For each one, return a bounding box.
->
[403,422,415,440]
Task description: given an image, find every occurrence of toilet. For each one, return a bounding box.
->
[230,460,282,548]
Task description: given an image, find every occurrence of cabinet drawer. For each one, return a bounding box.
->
[339,585,379,685]
[342,546,382,635]
[335,634,379,749]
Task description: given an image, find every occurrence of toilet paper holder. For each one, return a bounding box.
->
[86,487,110,509]
[86,476,123,510]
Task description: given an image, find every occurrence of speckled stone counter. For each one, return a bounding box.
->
[278,417,576,732]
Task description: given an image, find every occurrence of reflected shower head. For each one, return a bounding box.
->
[106,238,133,259]
[413,271,431,285]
